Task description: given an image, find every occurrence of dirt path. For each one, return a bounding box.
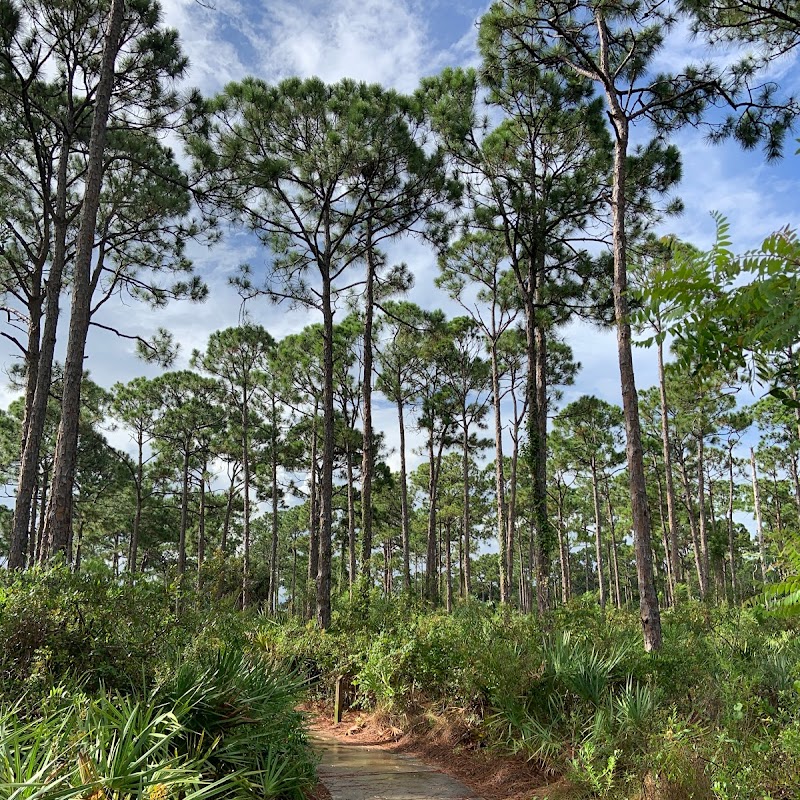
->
[306,708,573,800]
[313,731,482,800]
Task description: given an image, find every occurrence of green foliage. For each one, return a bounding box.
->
[0,570,316,800]
[0,567,179,699]
[649,213,800,405]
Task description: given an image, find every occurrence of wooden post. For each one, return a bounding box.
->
[334,676,344,724]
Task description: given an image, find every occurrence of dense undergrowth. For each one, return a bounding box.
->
[0,568,315,800]
[3,569,799,799]
[258,594,800,800]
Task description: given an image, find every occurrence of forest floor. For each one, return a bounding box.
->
[304,705,578,800]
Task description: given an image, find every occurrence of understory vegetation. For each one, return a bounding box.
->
[261,595,800,800]
[3,572,800,799]
[0,569,315,800]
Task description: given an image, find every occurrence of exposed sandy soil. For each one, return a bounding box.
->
[302,703,579,800]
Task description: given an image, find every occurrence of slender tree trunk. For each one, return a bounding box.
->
[307,406,319,620]
[607,107,661,649]
[129,428,143,579]
[605,482,622,609]
[534,319,549,612]
[462,421,472,597]
[591,459,606,610]
[317,268,335,628]
[445,520,452,612]
[678,453,705,599]
[425,434,446,603]
[242,392,252,608]
[178,447,190,581]
[397,395,411,591]
[222,465,238,553]
[10,141,70,569]
[508,406,521,604]
[491,341,508,603]
[750,447,767,582]
[657,339,682,584]
[707,468,724,601]
[197,464,206,591]
[696,435,710,595]
[727,448,738,602]
[27,472,39,568]
[35,468,48,564]
[360,229,376,593]
[557,488,571,604]
[653,465,674,607]
[43,0,126,557]
[74,522,85,572]
[270,396,280,614]
[346,445,356,596]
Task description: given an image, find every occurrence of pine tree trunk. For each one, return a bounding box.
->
[179,447,190,582]
[445,520,452,612]
[727,448,738,602]
[397,395,411,591]
[242,391,251,608]
[508,403,521,604]
[657,339,682,585]
[10,140,70,568]
[605,482,622,609]
[346,445,356,596]
[591,459,606,610]
[270,396,280,614]
[607,107,661,650]
[750,447,767,582]
[129,428,143,579]
[462,421,471,597]
[360,230,375,593]
[425,435,439,603]
[317,269,335,629]
[307,413,319,620]
[222,466,237,553]
[696,435,710,596]
[678,453,706,599]
[491,340,508,603]
[557,489,571,604]
[197,463,206,591]
[652,463,673,607]
[43,0,126,557]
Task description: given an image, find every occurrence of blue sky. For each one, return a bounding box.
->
[7,0,800,481]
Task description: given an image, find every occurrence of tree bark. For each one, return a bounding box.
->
[677,451,706,599]
[360,227,376,593]
[43,0,126,557]
[129,427,143,579]
[606,99,661,650]
[317,269,335,629]
[10,140,70,568]
[605,480,622,609]
[178,446,190,583]
[307,410,319,620]
[696,435,710,596]
[727,447,738,602]
[270,396,280,614]
[397,394,411,591]
[241,387,252,608]
[750,447,767,582]
[197,462,206,591]
[657,338,682,585]
[346,445,356,596]
[491,339,509,604]
[462,421,472,597]
[591,459,606,610]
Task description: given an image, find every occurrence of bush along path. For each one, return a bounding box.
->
[312,731,481,800]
